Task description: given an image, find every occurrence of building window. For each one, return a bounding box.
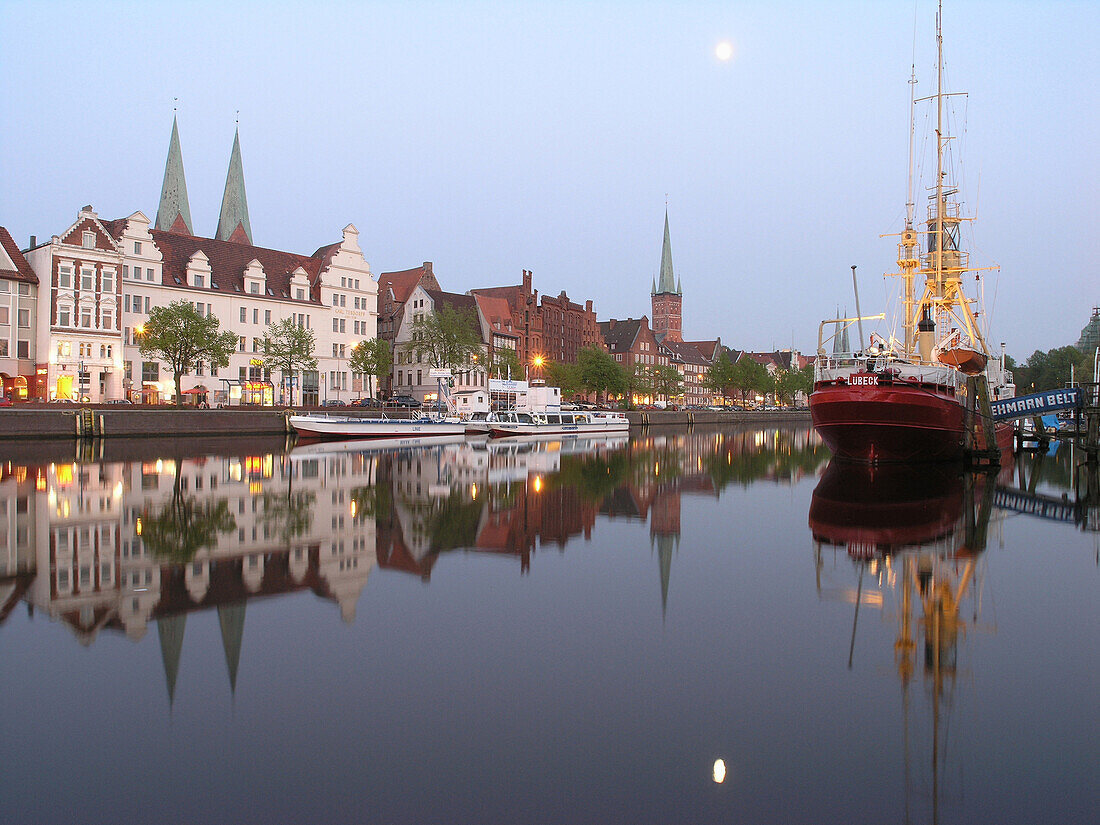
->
[142,361,159,383]
[340,294,346,307]
[194,275,205,288]
[333,294,339,306]
[333,318,339,332]
[59,266,73,288]
[0,307,7,324]
[81,310,92,328]
[239,336,246,352]
[265,310,271,325]
[102,311,114,329]
[339,319,345,333]
[102,271,114,293]
[0,340,7,356]
[134,241,142,255]
[296,288,305,300]
[144,296,151,312]
[17,309,28,328]
[146,268,155,282]
[240,307,247,323]
[252,308,259,325]
[82,231,96,249]
[81,269,94,291]
[249,282,259,295]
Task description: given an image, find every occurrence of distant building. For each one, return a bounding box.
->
[650,210,682,344]
[472,269,599,370]
[0,226,40,400]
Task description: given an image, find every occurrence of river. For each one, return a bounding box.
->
[1,425,1096,824]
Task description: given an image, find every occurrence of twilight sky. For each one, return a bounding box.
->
[1,0,1096,358]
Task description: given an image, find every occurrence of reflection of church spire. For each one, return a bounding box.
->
[653,533,677,617]
[157,615,186,705]
[218,602,246,694]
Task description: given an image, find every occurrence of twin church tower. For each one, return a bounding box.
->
[155,116,253,245]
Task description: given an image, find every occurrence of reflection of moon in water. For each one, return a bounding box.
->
[713,758,727,783]
[716,41,734,61]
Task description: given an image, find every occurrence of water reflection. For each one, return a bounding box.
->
[0,425,826,694]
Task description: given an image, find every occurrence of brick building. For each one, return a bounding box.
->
[472,269,598,373]
[0,227,40,400]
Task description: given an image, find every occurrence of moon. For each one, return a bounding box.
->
[716,41,734,61]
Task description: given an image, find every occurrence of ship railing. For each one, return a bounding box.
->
[816,314,886,361]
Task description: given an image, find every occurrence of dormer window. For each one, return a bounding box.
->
[82,231,96,249]
[194,275,205,288]
[249,282,259,294]
[296,288,305,300]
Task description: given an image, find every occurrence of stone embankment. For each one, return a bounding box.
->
[0,406,810,440]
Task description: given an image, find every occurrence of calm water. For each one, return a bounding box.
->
[1,426,1096,824]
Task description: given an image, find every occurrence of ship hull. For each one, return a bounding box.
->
[810,381,965,463]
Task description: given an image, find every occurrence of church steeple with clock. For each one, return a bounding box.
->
[651,209,682,342]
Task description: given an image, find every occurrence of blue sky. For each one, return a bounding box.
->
[1,0,1096,358]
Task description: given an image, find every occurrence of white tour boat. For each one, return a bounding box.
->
[288,412,466,441]
[488,410,630,438]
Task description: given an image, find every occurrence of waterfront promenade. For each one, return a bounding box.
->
[0,406,810,440]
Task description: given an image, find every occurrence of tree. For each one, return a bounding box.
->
[138,300,238,406]
[577,345,626,403]
[651,363,684,402]
[262,318,317,405]
[1014,346,1088,393]
[704,352,737,401]
[489,347,522,381]
[774,364,814,405]
[349,338,392,399]
[409,305,482,371]
[731,356,770,404]
[545,359,583,399]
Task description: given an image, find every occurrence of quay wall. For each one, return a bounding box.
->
[0,406,811,441]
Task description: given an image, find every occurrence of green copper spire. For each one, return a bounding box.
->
[655,209,678,295]
[155,116,193,234]
[216,128,253,244]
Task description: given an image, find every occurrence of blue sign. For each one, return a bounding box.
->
[990,387,1082,421]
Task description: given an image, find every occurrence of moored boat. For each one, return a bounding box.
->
[488,410,630,438]
[810,3,1014,463]
[288,412,466,441]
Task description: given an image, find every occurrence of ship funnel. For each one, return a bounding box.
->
[917,308,936,363]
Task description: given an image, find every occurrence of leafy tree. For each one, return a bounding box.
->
[774,364,814,405]
[489,346,522,381]
[138,300,238,406]
[704,352,737,401]
[409,305,483,371]
[1014,346,1089,393]
[624,363,653,407]
[544,359,583,398]
[577,345,626,403]
[731,356,770,404]
[651,363,684,402]
[263,318,317,405]
[349,338,392,399]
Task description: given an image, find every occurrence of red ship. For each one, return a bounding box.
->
[809,10,1014,463]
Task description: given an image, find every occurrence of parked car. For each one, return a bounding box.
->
[320,399,347,407]
[385,395,422,409]
[105,398,133,405]
[352,397,383,408]
[0,396,12,407]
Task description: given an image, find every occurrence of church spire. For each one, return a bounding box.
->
[155,116,193,235]
[656,209,677,294]
[216,127,253,244]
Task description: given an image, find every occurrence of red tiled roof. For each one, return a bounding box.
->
[0,226,37,285]
[473,294,517,335]
[379,264,432,304]
[104,219,330,303]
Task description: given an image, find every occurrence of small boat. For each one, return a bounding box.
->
[288,412,467,441]
[488,410,630,438]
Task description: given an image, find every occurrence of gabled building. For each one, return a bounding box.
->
[25,118,378,403]
[659,338,712,407]
[26,206,124,401]
[392,286,488,403]
[599,316,668,371]
[0,226,39,400]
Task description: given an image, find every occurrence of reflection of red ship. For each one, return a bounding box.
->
[809,460,964,556]
[811,454,999,822]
